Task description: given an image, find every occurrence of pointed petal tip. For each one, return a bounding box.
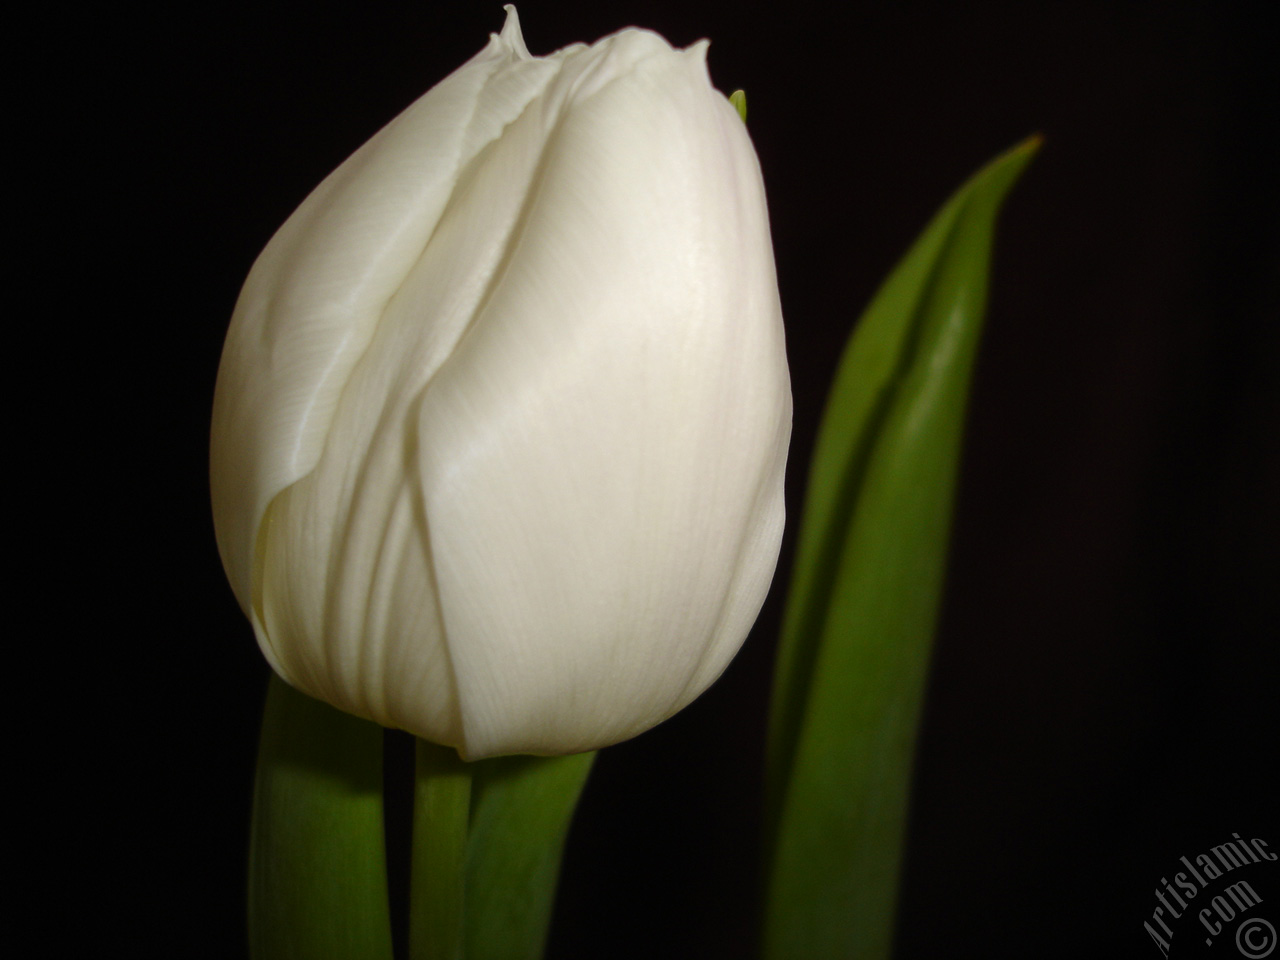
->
[497,5,531,59]
[678,38,712,86]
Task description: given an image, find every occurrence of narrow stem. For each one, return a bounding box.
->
[410,739,472,960]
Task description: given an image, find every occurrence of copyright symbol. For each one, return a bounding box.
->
[1237,918,1276,959]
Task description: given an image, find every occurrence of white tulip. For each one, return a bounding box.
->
[210,6,791,759]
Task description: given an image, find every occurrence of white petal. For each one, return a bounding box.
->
[210,11,559,624]
[414,39,791,758]
[211,12,791,754]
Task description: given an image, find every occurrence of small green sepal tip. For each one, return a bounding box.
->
[730,89,747,123]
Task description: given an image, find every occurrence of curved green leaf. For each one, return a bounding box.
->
[249,674,394,960]
[764,137,1039,960]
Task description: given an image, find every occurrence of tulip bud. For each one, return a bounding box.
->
[210,7,791,759]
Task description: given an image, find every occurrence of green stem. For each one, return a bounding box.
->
[411,739,472,960]
[464,752,595,960]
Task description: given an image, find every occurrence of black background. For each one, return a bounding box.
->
[57,0,1275,957]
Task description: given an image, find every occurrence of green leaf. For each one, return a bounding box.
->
[248,673,394,960]
[464,752,595,960]
[406,745,594,960]
[763,137,1040,960]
